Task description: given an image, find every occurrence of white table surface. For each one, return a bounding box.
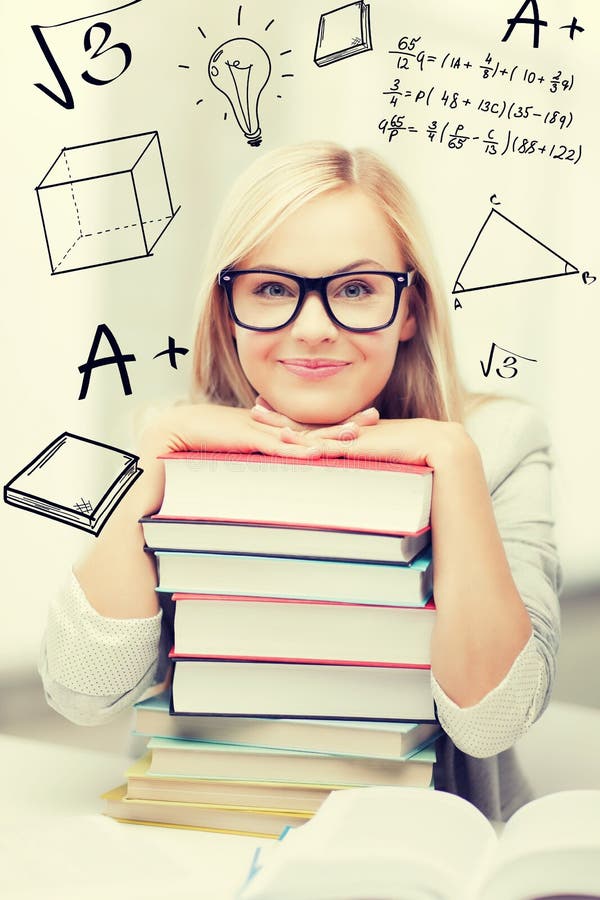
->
[0,734,266,900]
[3,702,600,900]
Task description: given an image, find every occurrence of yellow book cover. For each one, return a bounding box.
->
[124,752,393,810]
[121,751,434,823]
[101,784,312,838]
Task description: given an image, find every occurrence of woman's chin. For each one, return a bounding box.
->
[262,392,366,426]
[279,405,357,427]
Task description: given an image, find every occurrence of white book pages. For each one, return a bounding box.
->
[239,786,496,899]
[239,788,600,900]
[478,790,600,900]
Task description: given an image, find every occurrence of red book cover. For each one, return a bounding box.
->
[171,592,436,611]
[158,450,433,477]
[146,515,431,538]
[168,647,431,669]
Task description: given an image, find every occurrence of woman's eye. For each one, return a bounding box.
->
[338,281,370,299]
[256,282,292,298]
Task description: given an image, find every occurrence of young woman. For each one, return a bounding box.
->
[39,141,561,820]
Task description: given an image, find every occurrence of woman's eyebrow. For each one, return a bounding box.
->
[245,259,387,275]
[332,259,386,273]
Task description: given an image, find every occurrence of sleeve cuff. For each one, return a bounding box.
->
[431,633,548,758]
[42,570,162,696]
[38,643,159,726]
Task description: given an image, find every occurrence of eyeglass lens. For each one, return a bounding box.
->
[230,272,398,330]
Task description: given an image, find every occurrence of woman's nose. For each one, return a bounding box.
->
[289,291,338,341]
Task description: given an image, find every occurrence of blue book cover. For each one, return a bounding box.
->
[154,545,433,607]
[146,735,437,765]
[134,691,440,760]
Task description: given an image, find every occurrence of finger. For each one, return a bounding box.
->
[250,404,273,422]
[306,437,359,458]
[262,432,360,460]
[254,395,274,411]
[337,422,360,441]
[281,423,360,443]
[352,406,380,426]
[294,437,346,459]
[257,437,323,459]
[280,426,312,444]
[250,404,298,429]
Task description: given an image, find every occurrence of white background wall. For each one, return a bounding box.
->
[1,0,599,674]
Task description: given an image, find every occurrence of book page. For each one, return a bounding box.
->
[478,790,600,900]
[240,787,498,899]
[499,790,600,854]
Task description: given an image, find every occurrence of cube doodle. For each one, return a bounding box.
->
[35,131,180,275]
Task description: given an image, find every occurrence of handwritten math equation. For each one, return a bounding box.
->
[480,342,537,379]
[390,38,575,92]
[378,35,582,165]
[32,1,140,110]
[378,117,581,165]
[383,82,574,128]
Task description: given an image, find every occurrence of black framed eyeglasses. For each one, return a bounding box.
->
[218,268,415,333]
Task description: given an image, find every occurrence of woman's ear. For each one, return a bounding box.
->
[399,314,417,342]
[398,290,417,343]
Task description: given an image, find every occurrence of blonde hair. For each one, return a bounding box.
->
[191,141,466,422]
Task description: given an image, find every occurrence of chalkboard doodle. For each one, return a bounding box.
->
[314,1,372,67]
[153,337,189,369]
[453,208,578,294]
[208,38,272,147]
[32,0,141,110]
[179,7,294,146]
[480,342,538,379]
[501,2,586,49]
[380,31,583,165]
[77,325,190,399]
[35,132,180,275]
[4,433,142,536]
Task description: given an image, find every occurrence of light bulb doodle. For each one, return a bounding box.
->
[208,38,271,147]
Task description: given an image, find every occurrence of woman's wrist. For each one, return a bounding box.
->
[424,421,481,472]
[127,461,166,519]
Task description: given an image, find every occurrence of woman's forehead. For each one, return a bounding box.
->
[239,187,406,274]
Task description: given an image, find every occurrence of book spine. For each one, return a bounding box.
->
[169,652,431,670]
[171,592,437,610]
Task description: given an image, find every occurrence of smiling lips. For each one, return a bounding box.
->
[279,358,350,379]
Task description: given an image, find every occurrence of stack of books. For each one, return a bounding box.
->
[102,451,441,837]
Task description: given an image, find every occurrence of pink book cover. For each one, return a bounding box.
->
[158,450,432,477]
[168,646,431,670]
[146,514,430,538]
[171,592,436,611]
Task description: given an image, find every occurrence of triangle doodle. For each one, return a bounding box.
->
[453,209,578,294]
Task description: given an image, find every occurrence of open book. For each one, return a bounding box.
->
[237,786,600,900]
